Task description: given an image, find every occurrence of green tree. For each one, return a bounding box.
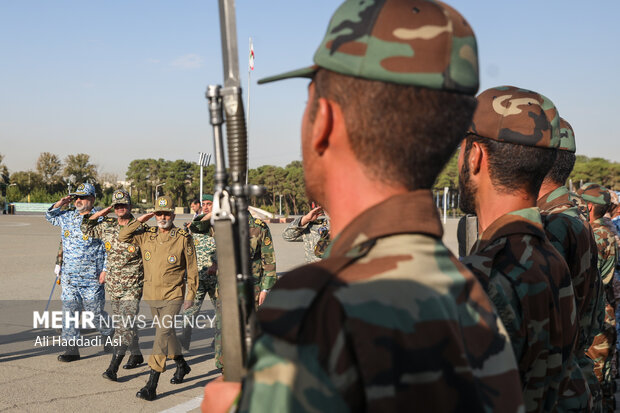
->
[64,153,97,185]
[36,152,64,193]
[0,153,9,185]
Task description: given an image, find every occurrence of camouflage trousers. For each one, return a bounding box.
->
[108,293,142,349]
[587,304,617,413]
[580,356,603,413]
[60,282,112,340]
[182,271,217,325]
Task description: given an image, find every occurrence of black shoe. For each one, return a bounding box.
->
[123,354,144,369]
[136,369,160,401]
[179,326,192,351]
[170,356,191,384]
[57,346,80,362]
[102,345,127,381]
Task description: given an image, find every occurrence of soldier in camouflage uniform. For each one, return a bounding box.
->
[282,205,330,263]
[248,213,277,307]
[46,182,113,362]
[537,118,603,411]
[578,183,619,413]
[203,1,524,411]
[81,189,146,381]
[459,87,579,412]
[180,207,218,351]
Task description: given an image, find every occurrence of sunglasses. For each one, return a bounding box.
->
[73,195,91,200]
[154,211,172,217]
[113,204,129,209]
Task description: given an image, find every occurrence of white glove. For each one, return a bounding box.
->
[54,265,61,276]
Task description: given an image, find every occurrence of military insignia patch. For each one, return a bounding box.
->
[187,245,193,255]
[158,198,168,207]
[77,184,85,191]
[265,237,271,246]
[114,191,124,199]
[254,218,261,225]
[145,251,151,261]
[82,234,89,241]
[168,255,177,264]
[127,245,136,253]
[64,230,70,238]
[104,241,111,250]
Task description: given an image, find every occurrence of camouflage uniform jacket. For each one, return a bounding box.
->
[192,231,217,279]
[282,216,330,263]
[538,186,602,350]
[238,191,524,412]
[463,207,578,412]
[592,218,618,287]
[46,206,106,286]
[248,214,277,291]
[81,214,145,298]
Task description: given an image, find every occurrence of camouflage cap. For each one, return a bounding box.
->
[468,86,561,148]
[258,0,479,94]
[577,183,611,206]
[558,117,576,152]
[111,189,131,206]
[154,195,175,212]
[70,182,96,197]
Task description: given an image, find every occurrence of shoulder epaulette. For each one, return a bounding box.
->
[147,226,158,233]
[104,217,116,223]
[177,229,190,237]
[254,218,266,227]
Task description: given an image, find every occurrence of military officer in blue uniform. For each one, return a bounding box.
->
[46,182,112,362]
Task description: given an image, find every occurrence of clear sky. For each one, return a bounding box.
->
[1,0,618,178]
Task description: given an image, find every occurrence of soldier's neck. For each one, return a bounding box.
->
[159,225,175,234]
[475,188,537,234]
[117,217,130,226]
[537,179,562,201]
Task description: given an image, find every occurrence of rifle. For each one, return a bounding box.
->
[206,0,261,382]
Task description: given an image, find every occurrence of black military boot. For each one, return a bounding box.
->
[136,369,160,401]
[102,345,127,381]
[123,336,144,369]
[57,345,80,362]
[170,356,191,384]
[179,325,192,351]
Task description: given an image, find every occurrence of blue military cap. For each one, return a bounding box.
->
[70,183,96,197]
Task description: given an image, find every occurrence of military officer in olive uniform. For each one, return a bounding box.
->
[118,195,198,401]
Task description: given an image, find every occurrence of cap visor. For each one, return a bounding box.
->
[257,65,318,85]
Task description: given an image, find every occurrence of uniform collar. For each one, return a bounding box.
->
[538,186,571,212]
[474,207,545,253]
[327,190,443,259]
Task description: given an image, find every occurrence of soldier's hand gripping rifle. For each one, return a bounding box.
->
[206,0,262,382]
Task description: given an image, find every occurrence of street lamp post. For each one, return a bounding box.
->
[155,183,166,200]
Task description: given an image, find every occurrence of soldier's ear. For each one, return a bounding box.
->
[311,97,334,155]
[468,141,483,176]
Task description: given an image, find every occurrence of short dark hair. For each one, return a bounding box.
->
[464,134,557,197]
[190,199,200,205]
[310,69,477,190]
[544,150,576,185]
[591,203,610,219]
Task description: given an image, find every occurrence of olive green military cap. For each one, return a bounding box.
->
[258,0,479,95]
[468,86,561,149]
[558,118,576,153]
[111,189,132,206]
[202,194,213,202]
[154,195,175,212]
[577,183,611,206]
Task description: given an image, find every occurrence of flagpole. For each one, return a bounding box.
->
[246,37,252,185]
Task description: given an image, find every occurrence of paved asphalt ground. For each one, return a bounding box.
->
[0,213,460,412]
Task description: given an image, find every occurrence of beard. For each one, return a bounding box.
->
[75,202,91,213]
[157,219,173,229]
[458,161,477,215]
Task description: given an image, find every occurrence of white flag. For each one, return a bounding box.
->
[249,38,255,71]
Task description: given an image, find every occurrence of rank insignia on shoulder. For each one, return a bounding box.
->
[144,251,151,261]
[187,245,194,255]
[178,229,189,237]
[82,234,89,241]
[104,217,115,223]
[127,245,136,253]
[104,241,111,250]
[64,230,70,238]
[265,237,272,246]
[168,255,177,264]
[147,227,157,233]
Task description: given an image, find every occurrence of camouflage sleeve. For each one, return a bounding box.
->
[45,205,68,227]
[237,333,350,413]
[597,234,617,285]
[189,215,212,234]
[281,217,306,242]
[184,235,199,302]
[259,225,277,290]
[118,219,145,246]
[80,214,104,240]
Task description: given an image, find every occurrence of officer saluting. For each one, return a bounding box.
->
[118,195,198,401]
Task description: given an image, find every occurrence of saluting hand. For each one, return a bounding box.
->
[53,195,73,209]
[301,206,323,226]
[90,206,113,220]
[137,212,155,223]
